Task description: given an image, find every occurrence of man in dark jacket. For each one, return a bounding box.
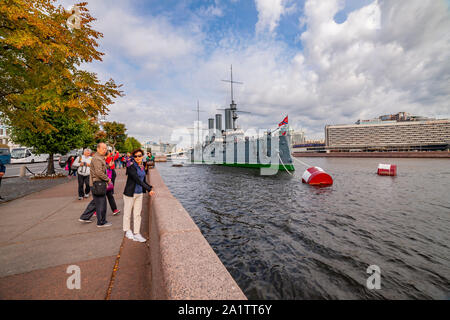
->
[78,143,112,227]
[0,159,5,200]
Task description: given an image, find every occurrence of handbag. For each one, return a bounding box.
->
[92,180,107,196]
[106,182,114,192]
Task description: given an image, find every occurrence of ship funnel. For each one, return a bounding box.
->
[208,118,215,142]
[208,118,214,130]
[225,109,233,130]
[215,114,222,131]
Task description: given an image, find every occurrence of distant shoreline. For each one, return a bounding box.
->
[292,151,450,158]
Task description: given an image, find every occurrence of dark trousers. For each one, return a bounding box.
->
[80,194,107,225]
[111,169,117,184]
[0,177,2,195]
[106,169,117,211]
[106,190,117,211]
[77,174,90,197]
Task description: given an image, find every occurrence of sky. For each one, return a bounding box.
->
[58,0,450,144]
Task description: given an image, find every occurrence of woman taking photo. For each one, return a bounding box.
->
[123,149,155,242]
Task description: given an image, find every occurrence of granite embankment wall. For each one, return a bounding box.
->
[147,168,246,300]
[293,151,450,158]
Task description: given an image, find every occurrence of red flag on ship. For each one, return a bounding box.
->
[279,115,288,127]
[279,115,288,135]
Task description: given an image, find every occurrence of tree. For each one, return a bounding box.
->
[8,112,97,174]
[103,121,126,152]
[123,137,142,153]
[94,129,107,144]
[0,0,123,135]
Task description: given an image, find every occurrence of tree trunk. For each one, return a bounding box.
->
[47,153,55,175]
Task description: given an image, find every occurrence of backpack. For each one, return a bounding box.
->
[71,156,80,170]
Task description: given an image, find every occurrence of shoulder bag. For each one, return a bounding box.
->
[92,180,107,196]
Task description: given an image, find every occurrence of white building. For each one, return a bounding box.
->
[143,141,176,155]
[0,121,20,149]
[290,129,306,146]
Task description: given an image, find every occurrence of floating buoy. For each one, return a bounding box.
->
[302,167,333,186]
[377,164,397,176]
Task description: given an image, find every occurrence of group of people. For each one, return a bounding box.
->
[67,150,155,178]
[76,143,155,243]
[0,158,5,200]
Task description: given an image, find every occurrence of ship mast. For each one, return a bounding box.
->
[222,65,243,130]
[192,100,205,145]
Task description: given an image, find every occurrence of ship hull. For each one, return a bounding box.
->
[221,162,295,171]
[190,134,295,172]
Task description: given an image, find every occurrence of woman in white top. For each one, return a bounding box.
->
[73,149,92,200]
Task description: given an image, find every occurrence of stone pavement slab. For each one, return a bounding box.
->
[0,256,116,300]
[108,195,151,300]
[0,175,70,203]
[0,168,148,299]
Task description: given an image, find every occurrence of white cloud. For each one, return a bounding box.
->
[255,0,296,34]
[296,0,450,135]
[57,0,450,143]
[197,0,225,18]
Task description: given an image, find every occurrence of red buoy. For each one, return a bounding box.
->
[302,167,333,186]
[377,164,397,176]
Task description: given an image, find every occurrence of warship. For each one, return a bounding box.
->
[189,66,295,173]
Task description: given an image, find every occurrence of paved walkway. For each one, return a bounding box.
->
[0,169,151,299]
[0,175,71,203]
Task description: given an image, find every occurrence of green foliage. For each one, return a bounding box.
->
[123,137,142,153]
[0,0,123,133]
[8,112,97,155]
[103,121,127,150]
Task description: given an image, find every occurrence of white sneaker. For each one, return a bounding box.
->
[125,230,134,240]
[133,233,147,243]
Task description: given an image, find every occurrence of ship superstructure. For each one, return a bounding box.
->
[189,66,295,173]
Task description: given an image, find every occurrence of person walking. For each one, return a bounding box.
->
[114,151,120,169]
[0,159,5,200]
[148,152,155,169]
[120,154,127,169]
[116,152,121,169]
[73,149,92,200]
[125,152,132,167]
[105,151,118,184]
[105,151,120,215]
[123,149,154,242]
[78,143,112,227]
[67,155,77,178]
[144,152,150,175]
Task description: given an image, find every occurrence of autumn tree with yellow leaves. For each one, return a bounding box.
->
[0,0,124,174]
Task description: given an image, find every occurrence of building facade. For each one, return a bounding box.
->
[143,141,176,155]
[0,122,20,149]
[290,129,306,146]
[325,119,450,151]
[0,124,8,146]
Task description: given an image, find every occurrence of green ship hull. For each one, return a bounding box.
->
[192,161,295,171]
[221,163,295,171]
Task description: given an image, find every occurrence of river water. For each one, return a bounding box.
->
[157,158,450,299]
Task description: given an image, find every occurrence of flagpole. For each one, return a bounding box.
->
[272,126,281,133]
[272,115,288,133]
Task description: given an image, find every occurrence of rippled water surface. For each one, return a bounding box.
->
[157,158,450,299]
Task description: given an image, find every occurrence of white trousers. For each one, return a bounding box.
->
[122,193,143,233]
